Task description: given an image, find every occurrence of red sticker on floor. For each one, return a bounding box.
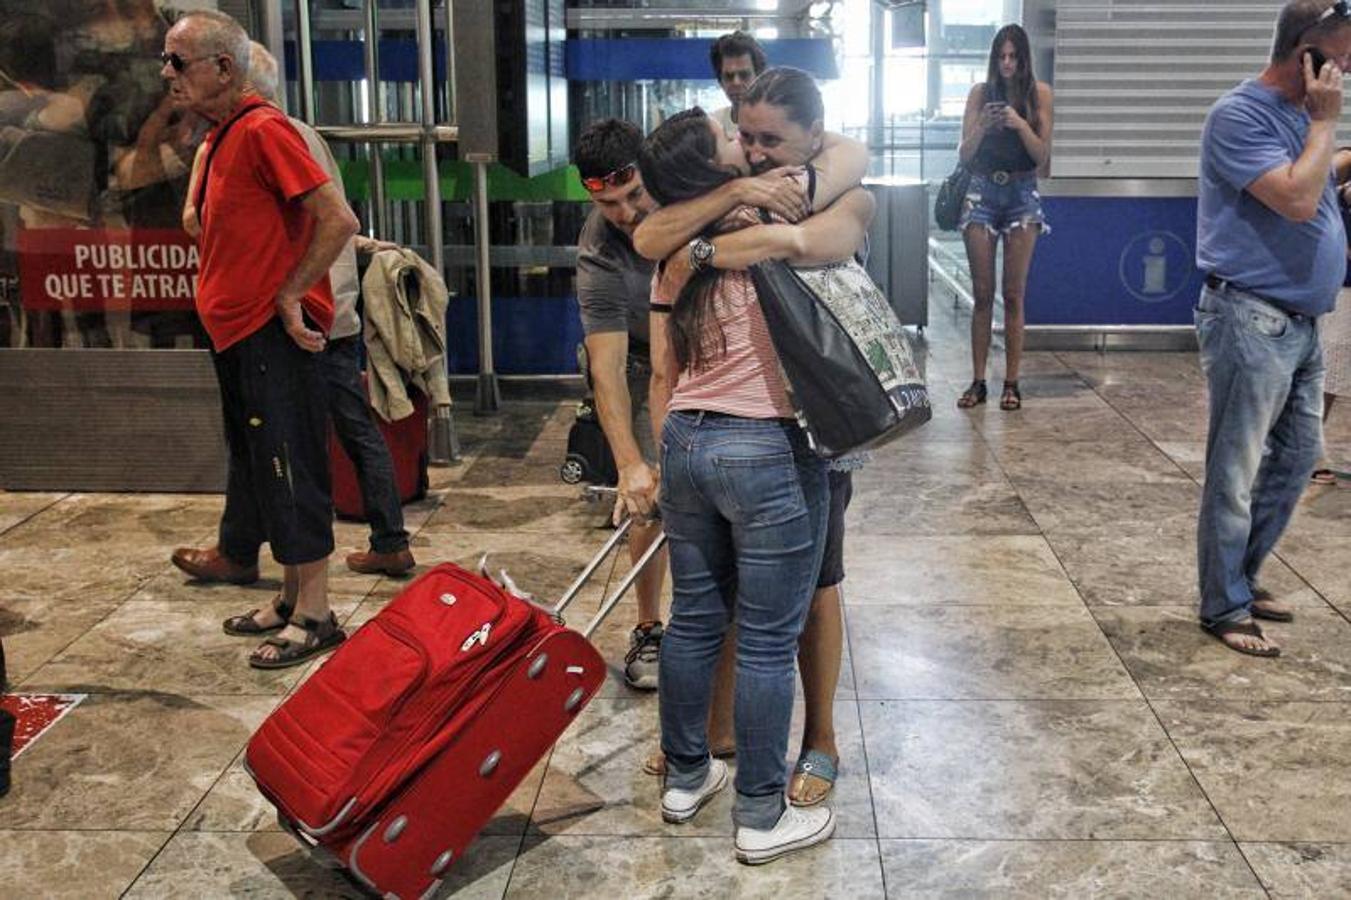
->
[1,693,86,759]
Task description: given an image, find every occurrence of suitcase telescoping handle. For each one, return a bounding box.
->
[554,488,667,640]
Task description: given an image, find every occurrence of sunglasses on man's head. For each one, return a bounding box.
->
[581,162,638,193]
[1321,0,1351,23]
[160,51,217,72]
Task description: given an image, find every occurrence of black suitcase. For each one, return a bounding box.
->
[560,396,618,486]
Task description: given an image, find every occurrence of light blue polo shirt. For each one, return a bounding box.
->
[1196,79,1345,316]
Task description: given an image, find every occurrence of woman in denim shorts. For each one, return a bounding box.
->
[956,24,1054,411]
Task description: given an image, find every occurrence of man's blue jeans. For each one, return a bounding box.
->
[1195,285,1324,626]
[657,410,827,831]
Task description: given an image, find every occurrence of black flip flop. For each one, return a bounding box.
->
[1250,589,1295,623]
[1201,619,1280,658]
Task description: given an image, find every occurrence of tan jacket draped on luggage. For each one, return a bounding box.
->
[361,248,452,422]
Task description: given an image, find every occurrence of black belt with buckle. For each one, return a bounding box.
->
[987,170,1035,186]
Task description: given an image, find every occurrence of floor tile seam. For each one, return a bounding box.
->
[1267,549,1347,621]
[12,565,187,691]
[502,744,556,896]
[870,836,1318,845]
[517,832,883,842]
[1036,504,1253,864]
[852,695,1152,703]
[1074,358,1200,484]
[9,685,292,698]
[0,492,71,540]
[116,830,180,899]
[869,834,1259,844]
[852,697,1351,707]
[839,597,887,895]
[978,523,1256,858]
[0,826,174,834]
[1231,842,1277,900]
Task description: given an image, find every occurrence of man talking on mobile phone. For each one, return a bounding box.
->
[1194,0,1351,657]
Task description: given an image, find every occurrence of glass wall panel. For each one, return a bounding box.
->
[0,1,242,349]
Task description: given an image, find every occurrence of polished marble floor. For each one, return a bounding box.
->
[4,302,1351,898]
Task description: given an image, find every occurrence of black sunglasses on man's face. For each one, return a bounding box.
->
[160,51,218,73]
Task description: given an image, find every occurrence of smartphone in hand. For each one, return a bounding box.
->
[1307,46,1330,76]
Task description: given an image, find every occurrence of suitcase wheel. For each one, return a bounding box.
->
[564,686,587,713]
[560,454,585,484]
[431,849,455,876]
[384,815,408,843]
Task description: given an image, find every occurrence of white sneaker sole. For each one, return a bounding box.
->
[661,763,729,824]
[734,808,837,865]
[624,670,659,691]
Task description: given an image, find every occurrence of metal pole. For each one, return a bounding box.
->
[870,2,886,167]
[470,155,500,413]
[414,0,442,278]
[443,1,457,126]
[258,0,285,76]
[415,0,461,460]
[362,0,385,237]
[293,0,316,123]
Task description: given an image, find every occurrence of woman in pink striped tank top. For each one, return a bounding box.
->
[636,107,874,865]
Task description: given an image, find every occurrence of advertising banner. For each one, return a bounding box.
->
[18,228,198,312]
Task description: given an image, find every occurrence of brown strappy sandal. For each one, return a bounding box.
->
[1000,380,1022,411]
[223,595,296,637]
[248,614,347,670]
[957,379,987,409]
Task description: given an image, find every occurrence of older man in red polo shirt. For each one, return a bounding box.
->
[162,10,358,669]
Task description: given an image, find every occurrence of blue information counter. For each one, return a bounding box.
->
[1024,179,1201,328]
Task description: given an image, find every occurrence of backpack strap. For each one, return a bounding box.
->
[195,99,269,226]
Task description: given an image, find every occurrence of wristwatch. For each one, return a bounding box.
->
[688,237,716,272]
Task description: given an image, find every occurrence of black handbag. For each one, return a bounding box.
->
[933,163,972,232]
[750,254,931,458]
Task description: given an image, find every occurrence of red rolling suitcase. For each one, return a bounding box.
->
[244,517,663,899]
[330,377,429,522]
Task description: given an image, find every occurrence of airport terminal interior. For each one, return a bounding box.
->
[3,0,1351,897]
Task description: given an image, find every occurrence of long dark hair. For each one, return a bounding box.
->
[637,108,740,372]
[985,24,1039,133]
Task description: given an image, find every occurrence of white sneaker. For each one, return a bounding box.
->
[734,804,836,865]
[661,757,728,824]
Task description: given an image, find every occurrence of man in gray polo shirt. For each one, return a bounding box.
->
[574,119,666,689]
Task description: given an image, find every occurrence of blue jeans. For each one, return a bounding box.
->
[960,173,1049,235]
[657,410,827,831]
[1195,285,1324,626]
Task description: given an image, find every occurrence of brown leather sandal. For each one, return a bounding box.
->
[957,379,987,409]
[223,595,295,637]
[248,614,346,670]
[1000,380,1022,411]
